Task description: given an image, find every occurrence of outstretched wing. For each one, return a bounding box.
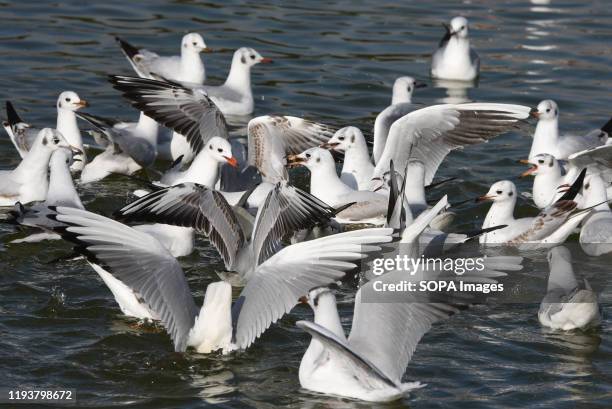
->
[375,103,531,185]
[109,75,228,156]
[115,183,245,269]
[51,206,198,352]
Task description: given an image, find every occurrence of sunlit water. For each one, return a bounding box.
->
[0,0,610,407]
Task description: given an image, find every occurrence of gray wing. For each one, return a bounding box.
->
[250,182,340,265]
[296,320,397,388]
[109,75,228,156]
[247,116,334,183]
[375,103,531,185]
[115,183,245,269]
[231,227,393,349]
[349,254,517,384]
[51,206,199,352]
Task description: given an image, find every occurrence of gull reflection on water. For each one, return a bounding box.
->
[433,78,474,104]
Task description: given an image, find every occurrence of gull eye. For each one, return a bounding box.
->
[538,159,544,164]
[192,42,197,46]
[546,108,551,113]
[217,148,223,153]
[53,137,60,144]
[65,97,71,102]
[250,54,255,60]
[338,137,345,141]
[496,190,503,195]
[305,153,311,159]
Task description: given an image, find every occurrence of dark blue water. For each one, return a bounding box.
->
[0,0,610,407]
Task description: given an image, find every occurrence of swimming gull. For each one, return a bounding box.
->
[431,16,479,81]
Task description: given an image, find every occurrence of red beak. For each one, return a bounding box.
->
[259,57,273,64]
[224,156,238,168]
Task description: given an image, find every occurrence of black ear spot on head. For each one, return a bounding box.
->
[508,192,513,197]
[209,144,213,150]
[241,56,246,64]
[350,135,355,143]
[554,109,558,115]
[316,158,320,163]
[42,137,48,146]
[548,161,553,167]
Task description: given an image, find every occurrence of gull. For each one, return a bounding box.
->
[519,153,570,209]
[50,205,392,352]
[477,170,590,246]
[296,253,518,402]
[321,126,374,190]
[288,147,388,224]
[577,173,612,256]
[199,47,272,116]
[528,100,609,159]
[222,114,335,209]
[3,92,88,170]
[159,136,237,186]
[539,246,601,330]
[115,181,348,280]
[116,33,210,84]
[431,16,480,82]
[0,128,81,206]
[9,148,84,243]
[371,103,531,187]
[109,75,228,164]
[76,111,161,183]
[520,144,612,208]
[373,76,425,164]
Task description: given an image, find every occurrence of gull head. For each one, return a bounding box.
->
[321,126,364,152]
[182,32,210,54]
[530,100,558,121]
[36,128,82,155]
[392,76,426,104]
[519,153,558,177]
[286,147,334,170]
[298,286,335,310]
[580,173,607,208]
[235,47,273,67]
[57,91,88,112]
[50,147,77,169]
[477,180,517,203]
[205,136,238,167]
[448,16,470,39]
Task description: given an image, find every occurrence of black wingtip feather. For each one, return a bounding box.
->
[5,101,23,126]
[115,36,140,60]
[557,168,586,202]
[600,117,612,134]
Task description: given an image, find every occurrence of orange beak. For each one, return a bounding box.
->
[224,156,238,168]
[260,57,273,64]
[520,165,538,178]
[202,47,213,53]
[76,100,89,108]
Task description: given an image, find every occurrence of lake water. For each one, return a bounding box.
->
[0,0,610,407]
